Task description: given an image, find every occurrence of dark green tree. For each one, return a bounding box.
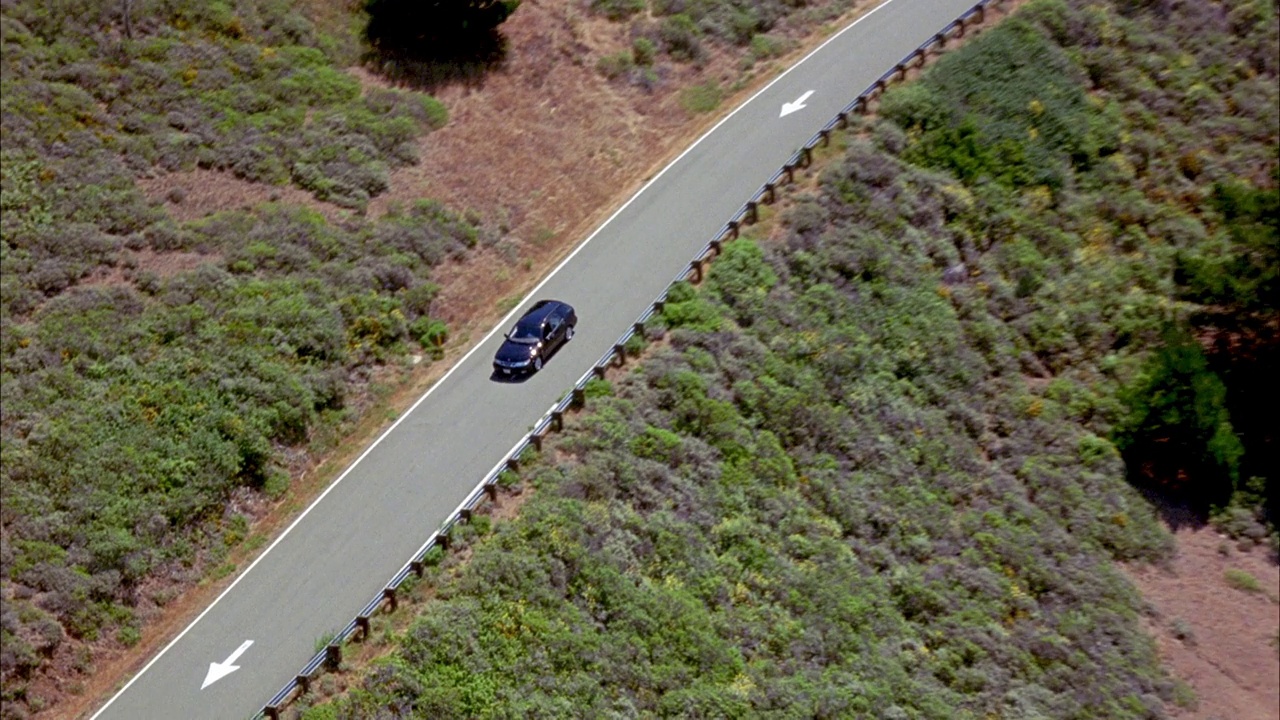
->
[1175,178,1280,312]
[1115,326,1245,510]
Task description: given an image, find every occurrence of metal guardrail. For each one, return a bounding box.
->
[258,0,1004,715]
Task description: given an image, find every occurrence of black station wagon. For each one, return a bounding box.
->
[492,300,577,376]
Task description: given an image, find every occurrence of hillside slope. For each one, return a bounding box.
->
[0,0,882,716]
[303,1,1278,718]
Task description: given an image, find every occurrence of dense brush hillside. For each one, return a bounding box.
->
[307,0,1276,717]
[0,0,914,715]
[0,1,462,713]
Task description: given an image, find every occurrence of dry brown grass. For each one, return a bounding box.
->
[1124,527,1279,720]
[136,167,352,225]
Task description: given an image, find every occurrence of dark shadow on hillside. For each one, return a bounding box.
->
[362,33,509,92]
[1121,440,1226,533]
[362,1,511,92]
[1131,481,1211,534]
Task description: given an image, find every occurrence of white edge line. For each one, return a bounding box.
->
[88,2,901,716]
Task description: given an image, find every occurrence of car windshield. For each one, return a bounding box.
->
[508,321,541,343]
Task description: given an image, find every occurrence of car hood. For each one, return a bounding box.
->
[495,340,538,363]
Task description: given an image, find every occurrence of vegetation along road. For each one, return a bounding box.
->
[82,0,982,717]
[4,0,1274,717]
[299,2,1277,717]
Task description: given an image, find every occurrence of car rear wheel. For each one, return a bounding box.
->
[566,325,575,341]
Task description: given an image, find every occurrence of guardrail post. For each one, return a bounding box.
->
[914,47,927,67]
[974,5,985,23]
[459,507,473,523]
[484,484,498,502]
[819,129,831,147]
[355,615,371,640]
[746,201,758,224]
[689,260,703,283]
[551,409,563,431]
[325,643,341,670]
[265,705,281,720]
[590,364,607,379]
[411,558,425,577]
[709,239,721,256]
[935,30,946,48]
[801,147,812,168]
[837,111,849,128]
[296,674,310,695]
[854,96,867,115]
[955,18,965,37]
[764,183,776,204]
[505,457,519,474]
[726,219,740,239]
[613,343,627,365]
[873,78,887,95]
[530,431,543,451]
[437,532,449,551]
[894,63,907,82]
[572,387,586,406]
[383,587,397,612]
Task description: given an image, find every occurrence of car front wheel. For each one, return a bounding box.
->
[533,356,543,371]
[566,325,575,341]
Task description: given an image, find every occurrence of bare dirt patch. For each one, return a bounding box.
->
[361,4,792,332]
[1124,527,1279,720]
[136,167,353,225]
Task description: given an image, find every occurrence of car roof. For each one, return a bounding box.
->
[518,299,568,325]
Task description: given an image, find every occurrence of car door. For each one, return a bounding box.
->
[545,314,563,349]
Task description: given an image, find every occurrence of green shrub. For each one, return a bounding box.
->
[632,37,657,67]
[1224,568,1262,593]
[591,0,644,21]
[749,33,787,61]
[596,51,633,80]
[680,81,723,114]
[411,317,449,359]
[661,281,722,331]
[301,704,339,720]
[583,377,614,398]
[659,14,704,63]
[115,626,141,648]
[418,96,449,130]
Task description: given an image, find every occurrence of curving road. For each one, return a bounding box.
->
[91,1,979,717]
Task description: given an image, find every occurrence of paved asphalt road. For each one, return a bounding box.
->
[92,1,980,717]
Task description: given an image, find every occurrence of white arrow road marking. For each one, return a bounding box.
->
[201,640,253,690]
[780,90,815,117]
